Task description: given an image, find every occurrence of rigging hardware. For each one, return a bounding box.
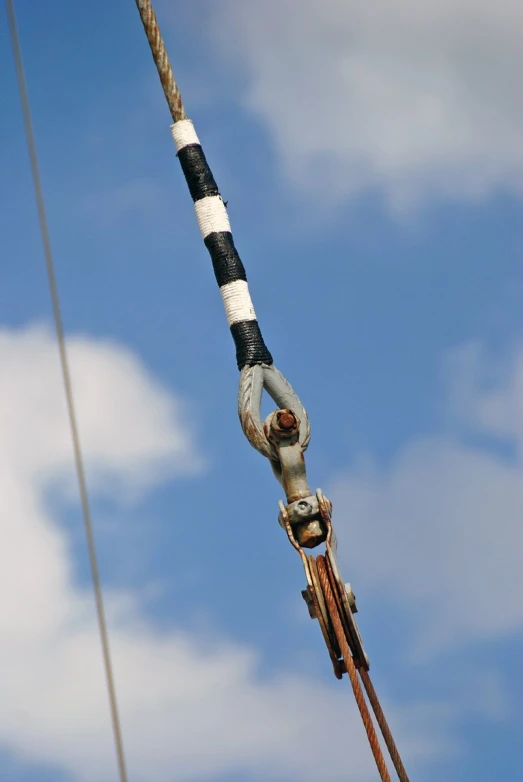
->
[134,0,411,778]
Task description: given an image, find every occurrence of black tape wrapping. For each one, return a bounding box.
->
[204,231,247,287]
[177,144,219,202]
[230,321,273,370]
[177,141,273,370]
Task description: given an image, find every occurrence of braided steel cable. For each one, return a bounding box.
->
[134,3,410,779]
[316,556,392,782]
[135,0,186,122]
[133,0,273,371]
[359,667,410,782]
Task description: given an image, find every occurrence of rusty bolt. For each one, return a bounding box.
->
[277,410,297,431]
[295,519,327,548]
[267,409,300,441]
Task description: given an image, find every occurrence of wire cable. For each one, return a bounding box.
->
[134,0,273,370]
[135,3,410,780]
[5,3,129,780]
[135,0,186,123]
[316,556,392,782]
[359,667,410,782]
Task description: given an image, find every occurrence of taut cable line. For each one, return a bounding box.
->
[133,0,410,778]
[6,2,129,780]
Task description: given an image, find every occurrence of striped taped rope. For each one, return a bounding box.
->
[171,120,273,370]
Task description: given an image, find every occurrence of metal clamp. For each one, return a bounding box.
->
[267,405,326,547]
[279,490,370,678]
[238,364,369,677]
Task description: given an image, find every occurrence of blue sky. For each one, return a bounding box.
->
[1,0,522,780]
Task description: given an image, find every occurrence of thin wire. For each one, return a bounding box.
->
[134,0,187,122]
[5,3,129,780]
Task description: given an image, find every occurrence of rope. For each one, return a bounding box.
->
[134,0,273,370]
[137,4,409,780]
[134,0,186,123]
[5,3,129,780]
[316,556,392,782]
[359,667,410,782]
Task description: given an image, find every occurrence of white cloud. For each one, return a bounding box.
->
[0,326,201,497]
[330,342,523,659]
[444,341,523,448]
[0,324,455,781]
[208,0,523,210]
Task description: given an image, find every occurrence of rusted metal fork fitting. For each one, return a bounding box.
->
[238,363,325,547]
[266,408,327,548]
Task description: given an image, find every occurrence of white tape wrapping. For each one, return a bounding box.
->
[220,279,257,326]
[194,195,231,239]
[170,119,200,152]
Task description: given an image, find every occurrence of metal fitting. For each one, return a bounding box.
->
[270,426,327,548]
[238,363,310,460]
[301,589,317,619]
[280,495,327,549]
[344,583,358,613]
[273,409,299,434]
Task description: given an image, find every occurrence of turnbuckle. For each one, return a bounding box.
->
[238,363,369,677]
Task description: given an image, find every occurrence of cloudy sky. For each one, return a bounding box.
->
[1,0,522,780]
